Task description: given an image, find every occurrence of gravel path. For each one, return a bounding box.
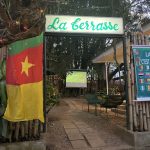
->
[42,97,133,150]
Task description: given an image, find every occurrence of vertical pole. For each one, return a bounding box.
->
[123,34,129,129]
[123,34,133,130]
[43,33,47,132]
[105,62,109,95]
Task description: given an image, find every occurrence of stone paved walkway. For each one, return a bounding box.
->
[0,98,142,150]
[58,98,134,150]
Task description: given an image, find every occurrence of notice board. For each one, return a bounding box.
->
[132,46,150,101]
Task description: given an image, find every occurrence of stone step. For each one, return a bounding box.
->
[111,108,126,115]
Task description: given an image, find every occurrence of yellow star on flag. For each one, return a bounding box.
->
[21,56,35,76]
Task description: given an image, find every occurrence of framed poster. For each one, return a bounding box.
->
[132,46,150,101]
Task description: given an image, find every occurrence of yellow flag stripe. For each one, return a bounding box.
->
[3,81,44,122]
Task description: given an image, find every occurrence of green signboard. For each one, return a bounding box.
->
[132,46,150,101]
[45,15,123,35]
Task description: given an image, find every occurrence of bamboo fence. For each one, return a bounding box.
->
[7,120,42,142]
[130,32,150,131]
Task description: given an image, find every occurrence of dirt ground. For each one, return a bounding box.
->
[41,97,132,150]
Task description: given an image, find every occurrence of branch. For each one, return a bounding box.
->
[2,0,12,21]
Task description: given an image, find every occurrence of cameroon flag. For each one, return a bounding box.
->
[3,34,44,122]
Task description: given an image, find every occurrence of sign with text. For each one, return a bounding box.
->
[45,15,124,34]
[132,46,150,101]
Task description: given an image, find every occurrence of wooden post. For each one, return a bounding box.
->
[123,33,133,130]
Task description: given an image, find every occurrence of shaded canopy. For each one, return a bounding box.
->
[92,22,150,64]
[92,39,130,64]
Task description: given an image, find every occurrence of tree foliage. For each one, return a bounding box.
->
[0,0,47,47]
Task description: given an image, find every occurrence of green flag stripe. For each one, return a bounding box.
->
[8,33,43,56]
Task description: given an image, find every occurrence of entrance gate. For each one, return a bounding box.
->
[43,15,130,131]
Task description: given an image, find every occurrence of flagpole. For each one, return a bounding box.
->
[43,33,47,132]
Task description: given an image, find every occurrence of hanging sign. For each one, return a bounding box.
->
[45,15,124,35]
[132,46,150,101]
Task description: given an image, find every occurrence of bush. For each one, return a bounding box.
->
[46,81,60,112]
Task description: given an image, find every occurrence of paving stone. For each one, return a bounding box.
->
[76,124,90,129]
[65,128,80,135]
[79,127,95,134]
[84,134,105,148]
[70,140,89,149]
[61,120,72,123]
[74,121,86,125]
[67,132,84,140]
[84,134,100,140]
[63,123,76,129]
[88,139,106,148]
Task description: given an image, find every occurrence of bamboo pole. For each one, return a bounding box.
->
[142,102,148,131]
[29,120,33,138]
[130,32,135,100]
[14,122,20,141]
[133,101,138,130]
[146,102,150,131]
[139,102,144,131]
[136,102,140,129]
[126,37,133,131]
[8,122,13,142]
[33,120,39,138]
[24,122,28,139]
[20,122,25,139]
